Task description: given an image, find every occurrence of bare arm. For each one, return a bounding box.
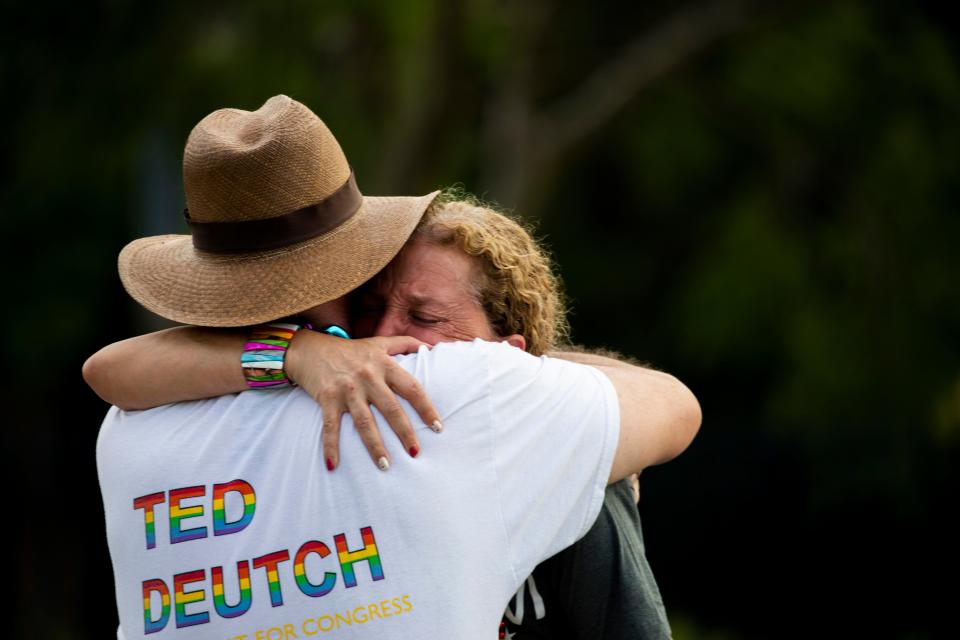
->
[83,327,247,409]
[550,349,701,482]
[82,327,442,469]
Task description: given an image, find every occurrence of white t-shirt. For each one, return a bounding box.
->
[97,339,619,640]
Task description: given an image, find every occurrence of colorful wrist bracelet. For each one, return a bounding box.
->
[320,324,351,339]
[241,322,312,390]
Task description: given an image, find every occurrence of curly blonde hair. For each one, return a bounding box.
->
[414,194,569,356]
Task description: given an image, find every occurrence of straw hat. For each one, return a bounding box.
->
[119,95,439,327]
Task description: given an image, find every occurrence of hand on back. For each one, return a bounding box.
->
[285,330,442,471]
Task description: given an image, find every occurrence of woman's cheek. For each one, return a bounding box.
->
[410,327,445,346]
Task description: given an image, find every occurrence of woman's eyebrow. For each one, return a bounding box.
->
[401,293,436,307]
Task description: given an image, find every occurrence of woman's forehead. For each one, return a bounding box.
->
[370,240,478,301]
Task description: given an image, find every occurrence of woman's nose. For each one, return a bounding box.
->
[373,310,406,337]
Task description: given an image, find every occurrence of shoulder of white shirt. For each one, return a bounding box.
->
[393,337,533,363]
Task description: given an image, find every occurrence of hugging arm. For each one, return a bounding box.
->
[82,327,442,469]
[550,349,702,482]
[83,327,248,408]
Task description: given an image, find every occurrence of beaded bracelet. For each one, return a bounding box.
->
[240,322,312,390]
[241,323,352,390]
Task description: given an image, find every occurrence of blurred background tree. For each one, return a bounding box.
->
[2,0,957,637]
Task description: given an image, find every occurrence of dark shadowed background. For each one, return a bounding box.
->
[3,1,957,638]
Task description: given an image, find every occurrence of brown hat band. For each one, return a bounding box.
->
[185,171,363,253]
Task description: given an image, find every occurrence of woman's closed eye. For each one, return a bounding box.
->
[410,313,442,326]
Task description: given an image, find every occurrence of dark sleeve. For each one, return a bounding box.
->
[504,479,673,640]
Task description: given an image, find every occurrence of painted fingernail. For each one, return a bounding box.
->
[409,445,419,458]
[326,458,336,472]
[377,456,390,471]
[430,419,443,433]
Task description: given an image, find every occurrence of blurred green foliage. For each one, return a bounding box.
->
[3,1,956,637]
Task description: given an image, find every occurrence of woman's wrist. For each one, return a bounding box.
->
[285,326,353,386]
[284,327,314,386]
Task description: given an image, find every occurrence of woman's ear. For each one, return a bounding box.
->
[503,334,527,351]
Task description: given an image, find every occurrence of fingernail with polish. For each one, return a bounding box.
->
[326,458,336,472]
[409,445,419,458]
[430,419,443,433]
[377,456,390,471]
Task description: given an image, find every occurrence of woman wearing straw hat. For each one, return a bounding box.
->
[88,95,695,638]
